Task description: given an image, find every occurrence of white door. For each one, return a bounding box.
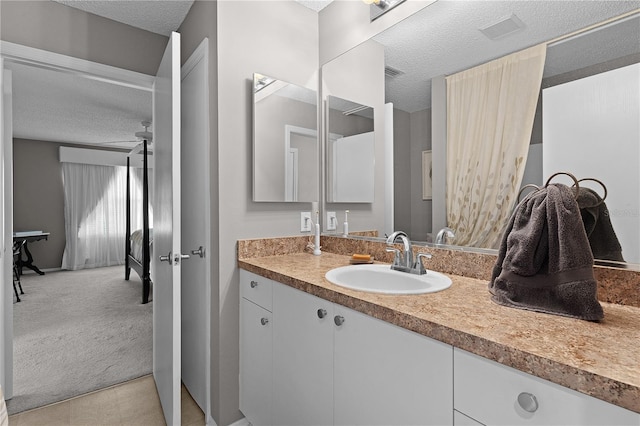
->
[1,60,14,399]
[180,40,210,418]
[152,31,182,426]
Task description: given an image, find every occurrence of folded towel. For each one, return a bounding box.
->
[576,187,624,262]
[489,183,604,321]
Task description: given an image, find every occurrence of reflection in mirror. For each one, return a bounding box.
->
[360,4,639,266]
[252,73,318,202]
[326,96,375,203]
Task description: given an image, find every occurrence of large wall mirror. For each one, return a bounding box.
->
[324,2,640,267]
[253,73,318,202]
[326,95,375,203]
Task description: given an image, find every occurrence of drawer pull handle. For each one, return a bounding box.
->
[334,315,345,326]
[317,309,327,319]
[250,280,258,288]
[517,392,538,413]
[260,318,269,326]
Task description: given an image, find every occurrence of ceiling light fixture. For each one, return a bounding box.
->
[363,0,406,22]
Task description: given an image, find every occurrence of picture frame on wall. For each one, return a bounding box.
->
[422,150,432,200]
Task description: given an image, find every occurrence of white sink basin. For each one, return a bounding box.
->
[325,264,452,295]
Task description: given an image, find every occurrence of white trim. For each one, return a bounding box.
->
[384,102,394,236]
[284,125,317,202]
[0,41,154,91]
[227,418,250,426]
[59,146,150,168]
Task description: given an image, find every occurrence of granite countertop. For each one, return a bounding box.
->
[238,251,640,414]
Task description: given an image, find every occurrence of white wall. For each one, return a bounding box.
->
[543,63,640,264]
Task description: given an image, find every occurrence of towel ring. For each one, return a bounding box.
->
[517,184,541,203]
[573,177,607,207]
[545,172,580,199]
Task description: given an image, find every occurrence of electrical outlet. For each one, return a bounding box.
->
[326,211,337,231]
[300,212,312,232]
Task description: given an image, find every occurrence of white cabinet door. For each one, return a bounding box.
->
[333,305,453,426]
[272,282,334,426]
[454,348,640,426]
[239,298,272,426]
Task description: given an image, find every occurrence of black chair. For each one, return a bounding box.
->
[13,240,24,302]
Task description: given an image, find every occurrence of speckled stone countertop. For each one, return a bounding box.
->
[238,250,640,414]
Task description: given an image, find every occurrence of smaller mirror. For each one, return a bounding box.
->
[253,73,318,202]
[326,95,375,203]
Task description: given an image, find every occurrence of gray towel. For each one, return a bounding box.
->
[489,183,604,321]
[577,187,624,262]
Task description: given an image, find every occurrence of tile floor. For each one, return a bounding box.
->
[7,375,205,426]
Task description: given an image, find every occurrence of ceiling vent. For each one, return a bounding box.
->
[480,14,526,40]
[385,66,405,78]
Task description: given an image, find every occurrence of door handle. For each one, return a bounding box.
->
[190,246,205,258]
[174,253,190,264]
[159,252,172,262]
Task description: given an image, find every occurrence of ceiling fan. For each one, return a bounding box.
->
[94,121,153,148]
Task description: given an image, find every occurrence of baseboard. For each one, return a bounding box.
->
[227,417,250,426]
[20,267,62,275]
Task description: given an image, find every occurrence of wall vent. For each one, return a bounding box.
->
[480,14,525,40]
[385,66,405,78]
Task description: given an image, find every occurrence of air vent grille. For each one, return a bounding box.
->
[385,66,405,78]
[480,14,525,40]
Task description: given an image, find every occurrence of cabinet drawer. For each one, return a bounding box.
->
[454,348,639,425]
[240,269,273,311]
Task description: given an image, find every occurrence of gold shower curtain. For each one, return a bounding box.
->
[446,44,547,249]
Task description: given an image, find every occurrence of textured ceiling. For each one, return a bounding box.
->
[9,62,152,149]
[375,1,640,113]
[10,1,639,147]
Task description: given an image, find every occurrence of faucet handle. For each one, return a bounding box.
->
[386,247,402,266]
[414,252,433,275]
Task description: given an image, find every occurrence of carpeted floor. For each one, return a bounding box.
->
[7,266,152,415]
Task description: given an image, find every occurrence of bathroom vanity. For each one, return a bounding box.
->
[238,246,640,426]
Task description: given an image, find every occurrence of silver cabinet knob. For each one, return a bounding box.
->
[250,280,258,288]
[260,318,269,326]
[317,309,327,319]
[334,315,345,326]
[517,392,539,413]
[174,253,190,263]
[159,252,172,262]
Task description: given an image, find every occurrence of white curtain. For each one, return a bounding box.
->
[446,44,546,249]
[61,163,150,270]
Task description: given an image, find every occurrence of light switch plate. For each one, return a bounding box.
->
[326,211,337,231]
[300,212,312,232]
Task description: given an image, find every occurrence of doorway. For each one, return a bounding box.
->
[3,47,154,415]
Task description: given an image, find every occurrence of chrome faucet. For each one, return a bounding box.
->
[435,227,455,245]
[385,231,432,275]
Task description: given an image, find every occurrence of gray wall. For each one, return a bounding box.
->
[393,108,433,242]
[409,108,432,241]
[393,109,411,233]
[0,1,168,75]
[180,1,319,424]
[12,139,65,270]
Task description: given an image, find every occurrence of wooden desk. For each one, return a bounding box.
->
[13,231,50,276]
